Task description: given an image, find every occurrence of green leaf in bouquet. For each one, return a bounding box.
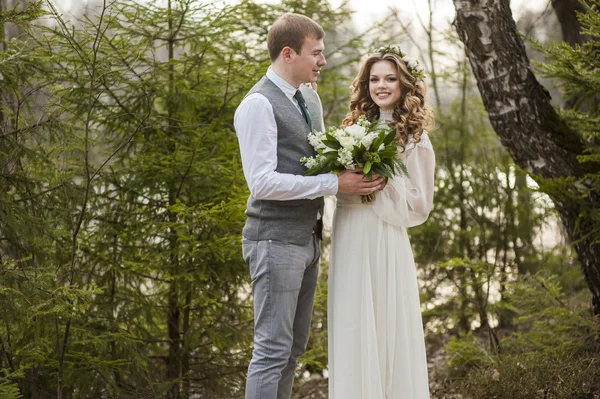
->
[371,131,387,151]
[378,147,398,159]
[325,131,339,142]
[303,166,318,176]
[324,151,338,161]
[364,161,372,175]
[393,157,409,177]
[383,129,396,146]
[323,139,341,149]
[352,143,366,159]
[372,163,392,179]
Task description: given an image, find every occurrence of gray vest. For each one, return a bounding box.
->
[242,77,325,245]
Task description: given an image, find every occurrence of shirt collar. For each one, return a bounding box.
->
[266,67,298,102]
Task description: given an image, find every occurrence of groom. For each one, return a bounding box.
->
[234,13,384,399]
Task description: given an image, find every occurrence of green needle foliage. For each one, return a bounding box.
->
[447,274,600,398]
[533,0,600,251]
[0,0,369,397]
[1,0,260,397]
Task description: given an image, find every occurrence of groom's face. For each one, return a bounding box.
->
[291,36,326,86]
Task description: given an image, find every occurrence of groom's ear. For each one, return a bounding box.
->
[281,46,295,63]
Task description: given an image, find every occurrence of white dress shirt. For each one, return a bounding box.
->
[234,67,338,201]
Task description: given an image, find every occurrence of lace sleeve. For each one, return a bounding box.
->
[403,130,433,152]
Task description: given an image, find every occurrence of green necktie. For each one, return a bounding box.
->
[294,89,312,131]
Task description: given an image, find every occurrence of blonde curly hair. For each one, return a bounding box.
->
[342,51,435,146]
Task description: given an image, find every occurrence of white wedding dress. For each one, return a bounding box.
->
[328,109,435,399]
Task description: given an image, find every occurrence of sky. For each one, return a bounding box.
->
[56,0,549,29]
[331,0,548,31]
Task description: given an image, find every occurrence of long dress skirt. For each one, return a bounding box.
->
[328,133,435,399]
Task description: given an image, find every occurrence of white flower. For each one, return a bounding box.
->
[337,148,354,167]
[358,118,371,127]
[317,131,328,142]
[338,135,357,150]
[345,124,367,140]
[378,143,385,151]
[308,132,326,151]
[402,56,419,69]
[329,127,345,140]
[300,156,316,169]
[360,132,380,150]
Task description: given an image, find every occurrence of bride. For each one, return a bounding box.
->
[328,46,435,399]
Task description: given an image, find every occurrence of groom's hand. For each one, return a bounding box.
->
[337,170,385,195]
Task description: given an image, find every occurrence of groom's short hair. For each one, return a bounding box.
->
[267,13,325,62]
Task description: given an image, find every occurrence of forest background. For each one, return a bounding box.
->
[1,0,599,398]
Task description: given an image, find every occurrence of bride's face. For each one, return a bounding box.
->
[368,60,401,111]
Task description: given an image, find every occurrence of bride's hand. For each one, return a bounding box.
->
[337,170,385,195]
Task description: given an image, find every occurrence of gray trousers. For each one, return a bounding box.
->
[243,234,320,399]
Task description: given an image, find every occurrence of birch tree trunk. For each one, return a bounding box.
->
[452,0,600,314]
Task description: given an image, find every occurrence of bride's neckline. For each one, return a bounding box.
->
[379,108,394,122]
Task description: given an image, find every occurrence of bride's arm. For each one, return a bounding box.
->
[372,132,435,227]
[403,134,435,225]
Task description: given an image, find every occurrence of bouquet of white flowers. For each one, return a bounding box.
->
[301,116,407,203]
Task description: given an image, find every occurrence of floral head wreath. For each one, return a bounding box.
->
[373,45,426,82]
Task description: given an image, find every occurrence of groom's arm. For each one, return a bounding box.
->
[234,93,338,201]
